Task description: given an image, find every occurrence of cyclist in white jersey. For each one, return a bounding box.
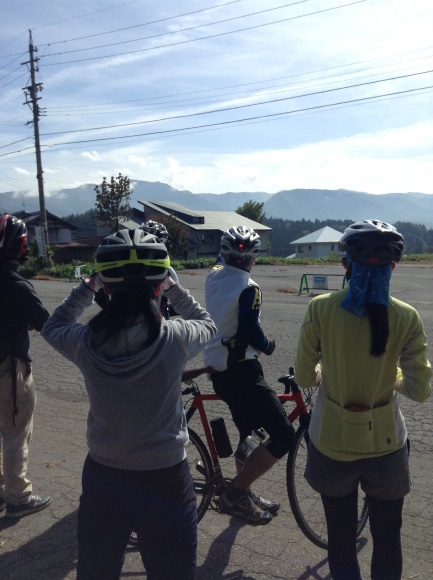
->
[204,226,295,525]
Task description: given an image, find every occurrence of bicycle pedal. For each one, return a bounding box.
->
[213,497,224,513]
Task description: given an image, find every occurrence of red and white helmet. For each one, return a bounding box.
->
[0,214,29,263]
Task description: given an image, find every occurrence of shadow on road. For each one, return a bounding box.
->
[0,510,78,579]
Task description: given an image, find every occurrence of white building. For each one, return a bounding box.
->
[290,226,343,258]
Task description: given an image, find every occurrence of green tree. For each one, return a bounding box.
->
[94,173,131,231]
[155,214,190,259]
[235,200,265,223]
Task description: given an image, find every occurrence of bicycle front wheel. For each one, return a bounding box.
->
[286,425,369,549]
[186,428,214,522]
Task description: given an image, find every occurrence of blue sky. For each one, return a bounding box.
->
[1,0,432,205]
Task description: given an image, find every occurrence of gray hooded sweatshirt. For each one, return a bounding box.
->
[41,281,216,471]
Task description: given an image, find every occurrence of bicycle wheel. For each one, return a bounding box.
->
[186,428,214,522]
[286,425,369,549]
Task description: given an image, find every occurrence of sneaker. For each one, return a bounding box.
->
[219,486,273,525]
[6,495,51,519]
[249,491,280,515]
[0,497,5,517]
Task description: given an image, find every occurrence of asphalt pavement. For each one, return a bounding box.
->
[0,263,432,579]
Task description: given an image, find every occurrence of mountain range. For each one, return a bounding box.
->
[1,182,432,228]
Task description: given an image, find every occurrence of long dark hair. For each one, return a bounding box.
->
[345,265,389,357]
[88,281,162,347]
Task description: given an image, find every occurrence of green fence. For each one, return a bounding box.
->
[298,273,346,295]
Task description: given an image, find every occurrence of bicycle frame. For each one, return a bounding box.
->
[182,368,369,550]
[183,372,311,465]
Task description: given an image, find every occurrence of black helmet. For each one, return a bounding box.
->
[140,220,169,244]
[95,228,170,283]
[339,219,404,266]
[0,214,29,263]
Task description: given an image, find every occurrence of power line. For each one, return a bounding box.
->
[41,0,247,46]
[41,0,368,66]
[40,45,433,117]
[39,68,433,137]
[4,83,428,155]
[4,84,431,158]
[42,1,311,56]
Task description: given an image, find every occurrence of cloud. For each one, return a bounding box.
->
[81,151,102,161]
[14,167,31,176]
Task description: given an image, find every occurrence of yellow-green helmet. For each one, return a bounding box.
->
[95,228,170,283]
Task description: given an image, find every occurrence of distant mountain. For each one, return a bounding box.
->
[263,189,433,227]
[1,182,432,228]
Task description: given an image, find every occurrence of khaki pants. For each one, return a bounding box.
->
[0,357,36,504]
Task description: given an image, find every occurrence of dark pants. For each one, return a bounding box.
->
[322,491,403,580]
[211,359,295,458]
[77,455,197,580]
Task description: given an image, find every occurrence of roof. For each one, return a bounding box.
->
[139,201,271,232]
[290,226,343,245]
[12,210,79,230]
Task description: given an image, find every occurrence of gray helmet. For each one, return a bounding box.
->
[339,219,404,265]
[0,214,29,263]
[95,228,170,283]
[221,226,260,257]
[220,225,261,269]
[140,220,169,244]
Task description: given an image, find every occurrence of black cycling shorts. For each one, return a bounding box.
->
[211,359,294,459]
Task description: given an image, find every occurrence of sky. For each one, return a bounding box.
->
[1,0,433,207]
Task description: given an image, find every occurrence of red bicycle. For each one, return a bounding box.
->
[182,366,369,550]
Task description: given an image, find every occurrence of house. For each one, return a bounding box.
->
[12,210,93,263]
[58,207,146,263]
[139,201,271,260]
[13,210,79,245]
[290,226,343,258]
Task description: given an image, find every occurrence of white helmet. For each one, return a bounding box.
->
[339,219,404,265]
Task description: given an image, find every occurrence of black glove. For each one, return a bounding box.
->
[263,339,275,356]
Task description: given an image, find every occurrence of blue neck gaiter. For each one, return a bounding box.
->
[340,260,392,318]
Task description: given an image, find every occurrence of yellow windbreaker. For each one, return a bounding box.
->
[295,287,432,461]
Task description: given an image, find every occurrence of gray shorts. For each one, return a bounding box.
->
[305,442,411,500]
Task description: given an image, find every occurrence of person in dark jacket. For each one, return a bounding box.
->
[0,214,51,518]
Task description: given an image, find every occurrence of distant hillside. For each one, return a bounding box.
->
[1,182,432,227]
[264,189,433,227]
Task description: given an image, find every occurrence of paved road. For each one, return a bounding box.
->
[0,264,432,579]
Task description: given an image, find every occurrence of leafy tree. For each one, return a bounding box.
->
[94,173,131,231]
[235,200,265,223]
[154,214,190,259]
[62,208,99,238]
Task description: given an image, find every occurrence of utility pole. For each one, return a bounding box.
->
[22,30,49,262]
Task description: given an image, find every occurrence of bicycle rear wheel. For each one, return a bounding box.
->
[186,428,214,522]
[286,424,369,549]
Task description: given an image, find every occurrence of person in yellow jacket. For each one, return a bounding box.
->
[294,219,432,580]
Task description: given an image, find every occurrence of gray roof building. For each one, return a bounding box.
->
[290,226,343,258]
[140,201,271,260]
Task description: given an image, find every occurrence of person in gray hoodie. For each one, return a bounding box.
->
[41,228,216,580]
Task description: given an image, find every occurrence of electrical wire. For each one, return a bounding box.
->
[1,82,429,159]
[39,68,433,137]
[41,0,368,66]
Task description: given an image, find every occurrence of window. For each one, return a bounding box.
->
[298,246,303,253]
[331,244,335,251]
[308,245,312,251]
